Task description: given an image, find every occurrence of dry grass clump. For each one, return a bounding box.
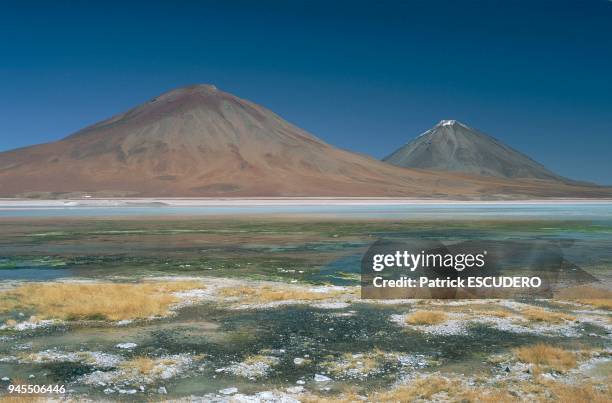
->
[521,307,575,323]
[243,354,280,366]
[449,304,512,318]
[512,378,612,403]
[304,377,609,403]
[222,354,280,379]
[298,371,610,403]
[155,281,206,293]
[555,285,612,310]
[0,281,204,321]
[578,299,612,310]
[304,375,515,403]
[544,380,612,403]
[4,319,18,327]
[513,343,577,372]
[120,357,156,375]
[405,310,447,325]
[456,305,512,318]
[322,349,387,378]
[449,388,516,403]
[485,309,511,318]
[91,354,197,385]
[220,285,340,303]
[375,376,456,401]
[301,391,365,403]
[301,377,455,403]
[116,355,194,381]
[344,354,381,374]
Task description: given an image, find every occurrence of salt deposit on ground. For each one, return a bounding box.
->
[217,355,280,380]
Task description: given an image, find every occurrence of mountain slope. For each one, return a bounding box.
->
[0,85,467,197]
[384,120,568,182]
[0,87,609,198]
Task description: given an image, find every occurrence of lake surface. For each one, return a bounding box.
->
[1,202,612,220]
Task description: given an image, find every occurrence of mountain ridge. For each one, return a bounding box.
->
[0,86,609,199]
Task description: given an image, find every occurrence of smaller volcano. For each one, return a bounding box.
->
[383,120,568,182]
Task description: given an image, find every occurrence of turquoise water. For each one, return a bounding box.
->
[0,267,72,281]
[1,202,612,220]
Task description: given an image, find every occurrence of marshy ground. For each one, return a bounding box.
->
[0,217,610,402]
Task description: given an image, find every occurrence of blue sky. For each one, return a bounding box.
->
[1,0,611,184]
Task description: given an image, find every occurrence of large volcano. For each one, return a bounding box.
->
[0,86,608,198]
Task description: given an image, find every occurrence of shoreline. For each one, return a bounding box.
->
[1,197,612,209]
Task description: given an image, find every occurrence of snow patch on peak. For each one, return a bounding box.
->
[436,120,470,129]
[413,120,472,141]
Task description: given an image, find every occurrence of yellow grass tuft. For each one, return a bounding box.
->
[4,319,17,326]
[243,354,279,366]
[376,376,454,401]
[220,285,340,303]
[521,307,575,323]
[120,357,156,375]
[544,380,612,403]
[555,285,612,299]
[301,391,365,403]
[405,310,447,325]
[301,377,458,403]
[156,280,206,293]
[322,349,387,378]
[514,343,577,372]
[458,305,512,318]
[0,280,204,321]
[299,373,607,403]
[577,299,612,310]
[371,376,513,402]
[485,309,511,318]
[555,285,612,310]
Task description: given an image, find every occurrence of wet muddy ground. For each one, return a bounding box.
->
[0,217,610,401]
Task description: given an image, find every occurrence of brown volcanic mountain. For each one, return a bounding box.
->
[0,85,609,198]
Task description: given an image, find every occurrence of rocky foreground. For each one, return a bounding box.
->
[0,278,610,402]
